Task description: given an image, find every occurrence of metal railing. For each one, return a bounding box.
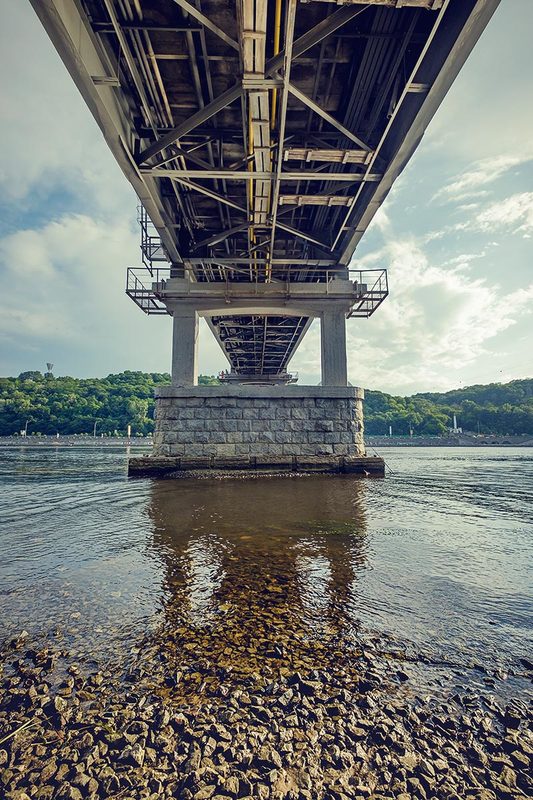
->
[346,269,388,318]
[126,267,168,315]
[126,264,388,318]
[138,205,167,273]
[218,370,299,385]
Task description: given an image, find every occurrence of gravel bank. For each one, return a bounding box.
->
[1,626,531,800]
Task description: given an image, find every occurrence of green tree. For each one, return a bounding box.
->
[1,374,532,437]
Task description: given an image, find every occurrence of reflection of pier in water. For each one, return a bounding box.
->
[146,476,369,687]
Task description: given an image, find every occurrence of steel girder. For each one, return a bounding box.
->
[31,0,500,377]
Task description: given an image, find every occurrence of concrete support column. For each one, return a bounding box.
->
[321,310,348,387]
[171,307,198,386]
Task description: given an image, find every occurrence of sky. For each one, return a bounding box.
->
[0,0,531,395]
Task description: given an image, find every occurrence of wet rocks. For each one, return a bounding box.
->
[0,624,531,800]
[118,742,145,767]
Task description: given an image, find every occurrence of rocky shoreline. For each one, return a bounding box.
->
[1,626,531,800]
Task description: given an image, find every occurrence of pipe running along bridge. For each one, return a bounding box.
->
[32,0,499,475]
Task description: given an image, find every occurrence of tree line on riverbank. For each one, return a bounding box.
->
[0,371,531,437]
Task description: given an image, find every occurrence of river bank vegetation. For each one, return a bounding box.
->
[0,372,531,437]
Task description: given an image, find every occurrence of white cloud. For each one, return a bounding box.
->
[291,237,533,394]
[0,212,226,377]
[433,155,527,203]
[0,308,70,341]
[474,192,533,235]
[441,252,485,268]
[419,189,533,247]
[0,214,134,342]
[456,202,482,213]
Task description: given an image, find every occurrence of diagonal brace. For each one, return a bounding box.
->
[137,84,242,164]
[171,0,239,51]
[276,220,331,252]
[169,175,247,215]
[191,222,251,252]
[288,83,371,151]
[266,5,368,75]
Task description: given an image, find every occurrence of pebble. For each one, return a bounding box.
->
[0,621,530,800]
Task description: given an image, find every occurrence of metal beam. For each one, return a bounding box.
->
[144,168,381,181]
[279,195,353,206]
[100,0,156,135]
[187,216,331,253]
[314,1,444,7]
[94,22,202,33]
[169,176,247,215]
[276,220,331,251]
[137,84,242,164]
[284,147,372,163]
[186,258,338,265]
[171,0,240,51]
[153,145,214,171]
[268,0,298,276]
[266,4,368,75]
[191,222,251,251]
[288,83,372,151]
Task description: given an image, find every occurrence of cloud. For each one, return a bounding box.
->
[291,237,533,394]
[433,156,527,203]
[418,188,533,247]
[0,308,71,342]
[0,1,133,215]
[0,212,227,377]
[474,192,533,236]
[0,214,135,342]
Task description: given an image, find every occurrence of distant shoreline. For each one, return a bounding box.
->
[0,435,531,448]
[0,436,151,448]
[367,434,533,447]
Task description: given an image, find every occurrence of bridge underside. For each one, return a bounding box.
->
[32,0,498,381]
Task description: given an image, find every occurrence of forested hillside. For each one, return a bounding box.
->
[0,372,531,437]
[364,379,533,435]
[0,372,216,437]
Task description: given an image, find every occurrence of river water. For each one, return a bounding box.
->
[0,446,531,695]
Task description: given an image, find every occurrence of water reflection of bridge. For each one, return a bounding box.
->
[147,476,369,681]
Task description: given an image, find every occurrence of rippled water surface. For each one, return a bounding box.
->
[1,446,531,677]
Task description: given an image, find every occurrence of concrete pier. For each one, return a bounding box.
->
[154,385,364,458]
[125,276,387,476]
[126,278,384,476]
[321,311,348,387]
[171,308,198,386]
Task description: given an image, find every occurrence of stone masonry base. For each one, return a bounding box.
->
[151,385,365,459]
[128,454,385,477]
